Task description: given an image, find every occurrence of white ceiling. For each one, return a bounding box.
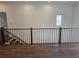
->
[0,1,78,4]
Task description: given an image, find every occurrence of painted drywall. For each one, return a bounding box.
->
[0,2,74,28]
[5,3,73,28]
[73,3,79,27]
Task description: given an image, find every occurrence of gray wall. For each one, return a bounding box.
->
[73,3,79,27]
[7,3,73,28]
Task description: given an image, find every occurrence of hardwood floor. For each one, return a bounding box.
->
[0,43,79,58]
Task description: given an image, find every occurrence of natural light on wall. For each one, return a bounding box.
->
[56,14,63,27]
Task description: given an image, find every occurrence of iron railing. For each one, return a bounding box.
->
[0,27,79,45]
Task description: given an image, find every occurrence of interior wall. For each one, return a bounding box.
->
[72,3,79,27]
[5,3,73,28]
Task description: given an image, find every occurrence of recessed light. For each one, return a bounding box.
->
[48,1,51,4]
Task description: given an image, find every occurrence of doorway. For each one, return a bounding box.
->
[0,12,7,28]
[0,12,7,44]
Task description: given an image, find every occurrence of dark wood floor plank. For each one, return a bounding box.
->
[0,44,79,58]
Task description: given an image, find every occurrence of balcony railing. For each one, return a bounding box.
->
[0,27,79,45]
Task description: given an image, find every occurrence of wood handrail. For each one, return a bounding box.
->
[4,28,30,30]
[3,27,74,30]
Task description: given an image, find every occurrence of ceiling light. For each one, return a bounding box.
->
[48,1,51,4]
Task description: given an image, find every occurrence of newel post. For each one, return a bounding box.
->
[0,27,5,45]
[30,27,33,44]
[59,27,62,44]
